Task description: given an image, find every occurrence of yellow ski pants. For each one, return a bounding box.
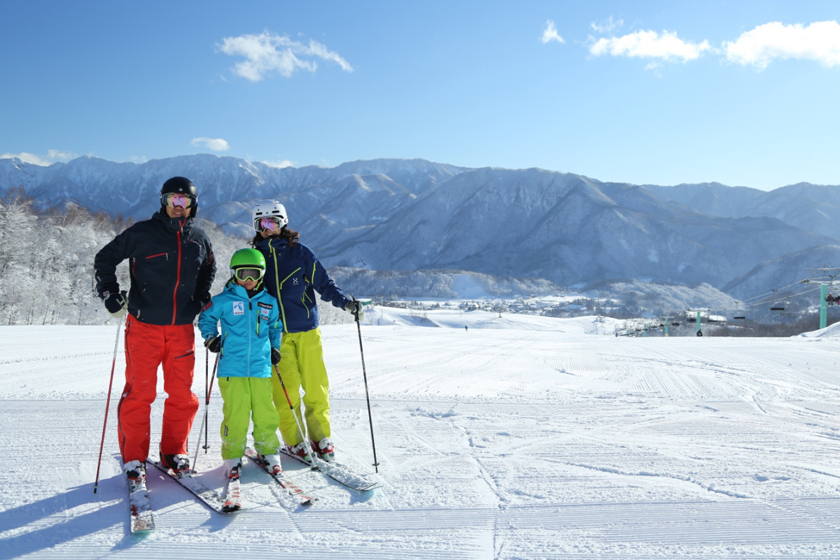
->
[218,376,280,460]
[272,328,331,446]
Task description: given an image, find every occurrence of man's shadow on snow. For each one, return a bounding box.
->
[0,467,237,554]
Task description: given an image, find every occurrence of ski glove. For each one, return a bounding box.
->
[104,291,128,318]
[204,336,221,353]
[345,299,364,322]
[271,348,282,365]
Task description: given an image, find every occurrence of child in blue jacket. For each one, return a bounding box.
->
[198,248,283,479]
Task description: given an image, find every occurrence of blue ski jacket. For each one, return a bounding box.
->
[198,280,282,379]
[255,237,350,333]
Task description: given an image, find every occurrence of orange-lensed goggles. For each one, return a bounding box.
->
[258,216,284,231]
[161,193,196,209]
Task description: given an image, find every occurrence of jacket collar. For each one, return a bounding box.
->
[258,235,288,251]
[225,278,265,298]
[153,210,192,233]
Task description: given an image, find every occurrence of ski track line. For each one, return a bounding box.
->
[9,502,840,557]
[663,342,840,398]
[604,340,832,404]
[557,459,752,499]
[0,351,110,366]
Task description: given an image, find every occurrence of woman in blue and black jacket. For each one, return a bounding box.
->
[250,201,363,463]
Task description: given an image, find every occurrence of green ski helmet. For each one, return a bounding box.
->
[229,248,266,283]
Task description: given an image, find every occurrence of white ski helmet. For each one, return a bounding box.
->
[252,200,289,232]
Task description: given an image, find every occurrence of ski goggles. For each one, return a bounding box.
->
[257,216,284,232]
[233,267,265,282]
[161,193,196,209]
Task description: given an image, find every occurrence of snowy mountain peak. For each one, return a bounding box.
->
[2,154,840,293]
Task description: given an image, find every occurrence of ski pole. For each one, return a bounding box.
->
[272,364,319,471]
[353,299,380,473]
[94,316,124,494]
[203,348,209,452]
[192,352,219,470]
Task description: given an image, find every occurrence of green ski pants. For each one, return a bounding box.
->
[218,376,280,460]
[272,328,331,446]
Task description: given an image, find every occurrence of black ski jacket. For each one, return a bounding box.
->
[94,211,216,326]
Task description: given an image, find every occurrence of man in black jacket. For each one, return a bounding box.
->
[94,177,216,484]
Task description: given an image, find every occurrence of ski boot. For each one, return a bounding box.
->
[125,460,147,493]
[310,437,335,463]
[224,458,242,480]
[160,453,191,477]
[286,442,312,463]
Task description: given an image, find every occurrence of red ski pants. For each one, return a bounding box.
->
[118,315,199,463]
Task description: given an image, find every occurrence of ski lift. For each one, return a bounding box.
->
[770,305,785,311]
[733,315,746,320]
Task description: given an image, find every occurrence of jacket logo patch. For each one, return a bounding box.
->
[233,301,245,315]
[258,302,273,309]
[260,308,270,319]
[292,278,300,285]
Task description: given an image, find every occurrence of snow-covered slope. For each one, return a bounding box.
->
[3,313,840,558]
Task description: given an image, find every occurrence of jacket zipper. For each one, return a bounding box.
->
[248,299,253,376]
[172,230,182,325]
[302,292,312,320]
[270,241,289,333]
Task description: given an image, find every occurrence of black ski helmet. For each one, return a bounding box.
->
[160,176,198,216]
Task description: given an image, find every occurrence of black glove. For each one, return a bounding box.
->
[271,348,282,365]
[194,292,212,311]
[345,299,364,322]
[104,291,128,318]
[204,336,221,353]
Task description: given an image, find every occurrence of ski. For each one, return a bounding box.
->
[244,448,316,506]
[222,473,242,512]
[128,477,155,533]
[149,461,231,514]
[279,448,382,492]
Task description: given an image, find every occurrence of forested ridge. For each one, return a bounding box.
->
[0,189,258,325]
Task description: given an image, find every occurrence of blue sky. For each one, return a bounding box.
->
[2,1,840,190]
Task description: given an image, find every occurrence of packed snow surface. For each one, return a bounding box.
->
[3,307,840,558]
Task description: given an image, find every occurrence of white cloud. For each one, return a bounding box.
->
[723,21,840,69]
[590,30,712,63]
[0,150,76,166]
[261,158,295,169]
[46,149,75,161]
[541,20,564,44]
[591,16,623,34]
[191,137,230,152]
[217,30,353,81]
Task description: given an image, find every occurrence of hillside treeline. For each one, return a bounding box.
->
[0,189,352,326]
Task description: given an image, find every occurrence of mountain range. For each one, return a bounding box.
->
[2,154,838,302]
